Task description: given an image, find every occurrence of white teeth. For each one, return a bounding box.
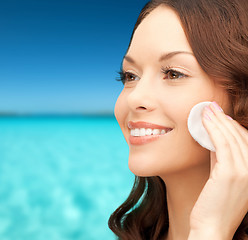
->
[140,128,146,136]
[152,129,160,135]
[145,128,152,136]
[131,129,135,136]
[134,128,140,136]
[131,128,170,137]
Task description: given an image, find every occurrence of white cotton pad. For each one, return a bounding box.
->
[187,101,216,152]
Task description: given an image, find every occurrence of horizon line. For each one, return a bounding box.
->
[0,111,115,117]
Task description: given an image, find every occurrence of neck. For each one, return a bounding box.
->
[161,163,210,240]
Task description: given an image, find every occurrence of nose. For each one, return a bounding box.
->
[127,76,157,113]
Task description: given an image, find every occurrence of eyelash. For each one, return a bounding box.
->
[116,66,188,84]
[161,66,188,80]
[116,70,139,85]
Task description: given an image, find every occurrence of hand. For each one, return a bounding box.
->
[189,102,248,240]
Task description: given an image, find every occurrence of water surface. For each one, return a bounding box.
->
[0,116,133,240]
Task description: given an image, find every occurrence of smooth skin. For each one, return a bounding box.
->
[114,5,248,240]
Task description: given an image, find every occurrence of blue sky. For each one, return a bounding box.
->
[0,0,147,114]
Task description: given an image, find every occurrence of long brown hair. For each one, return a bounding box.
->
[108,0,248,239]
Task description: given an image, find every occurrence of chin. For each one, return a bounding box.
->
[128,155,157,177]
[128,148,211,178]
[128,153,178,177]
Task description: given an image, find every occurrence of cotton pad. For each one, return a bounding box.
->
[187,101,216,152]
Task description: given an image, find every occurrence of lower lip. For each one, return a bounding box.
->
[129,130,173,145]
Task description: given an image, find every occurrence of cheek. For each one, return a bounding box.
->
[114,91,128,134]
[162,84,215,125]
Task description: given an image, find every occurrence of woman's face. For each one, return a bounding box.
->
[115,6,231,177]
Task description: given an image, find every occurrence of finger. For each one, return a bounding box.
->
[202,106,244,170]
[203,105,244,169]
[209,102,248,168]
[202,111,234,169]
[229,119,248,143]
[226,119,248,167]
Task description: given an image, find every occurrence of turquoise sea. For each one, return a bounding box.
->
[0,116,134,240]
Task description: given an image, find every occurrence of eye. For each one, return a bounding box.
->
[117,70,140,84]
[162,67,188,80]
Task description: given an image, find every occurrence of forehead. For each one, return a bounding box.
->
[127,6,193,59]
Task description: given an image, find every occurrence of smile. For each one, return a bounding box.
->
[130,128,170,136]
[128,121,173,145]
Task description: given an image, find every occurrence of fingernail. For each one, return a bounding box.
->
[226,115,233,120]
[204,112,211,121]
[204,106,214,120]
[212,102,223,112]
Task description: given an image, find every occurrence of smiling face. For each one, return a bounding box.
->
[114,6,231,177]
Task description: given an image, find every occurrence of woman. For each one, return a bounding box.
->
[108,0,248,239]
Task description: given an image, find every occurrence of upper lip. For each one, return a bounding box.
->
[128,121,173,130]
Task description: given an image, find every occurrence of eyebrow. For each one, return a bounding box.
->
[123,51,194,64]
